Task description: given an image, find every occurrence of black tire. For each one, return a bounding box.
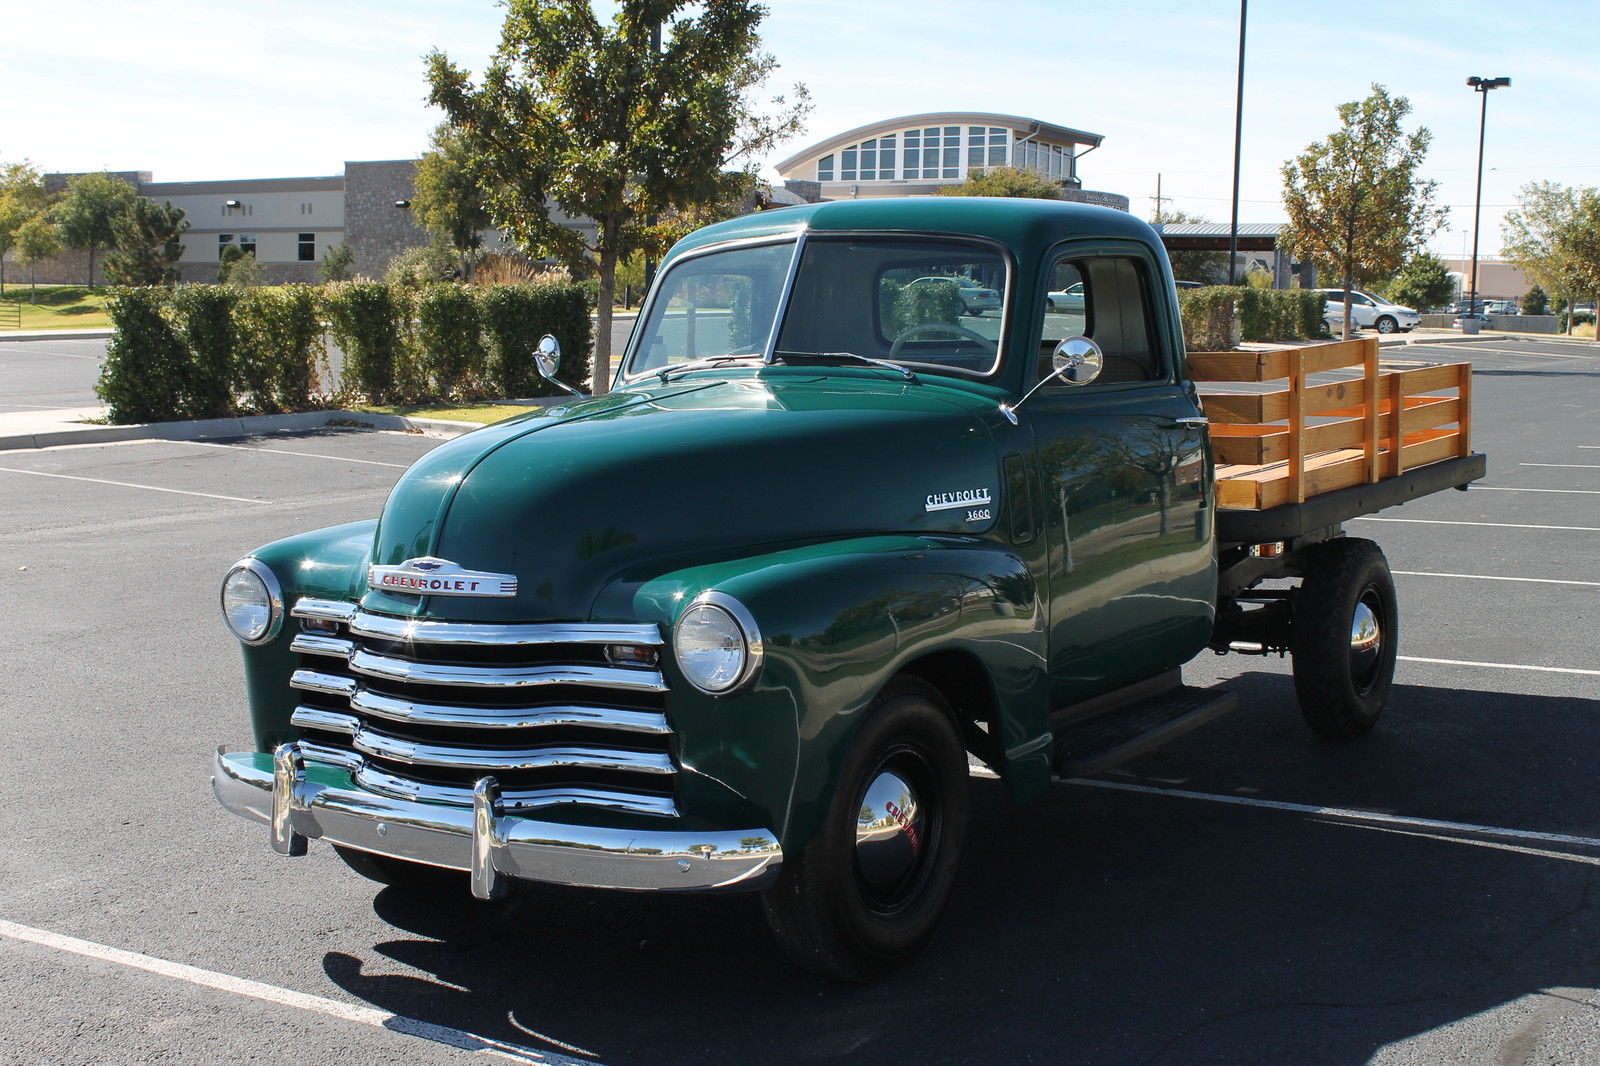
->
[1375,315,1398,334]
[761,678,970,982]
[1290,538,1398,740]
[334,845,470,896]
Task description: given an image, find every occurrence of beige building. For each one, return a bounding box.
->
[773,111,1129,211]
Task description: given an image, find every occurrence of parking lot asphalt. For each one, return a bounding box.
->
[1,337,1597,1066]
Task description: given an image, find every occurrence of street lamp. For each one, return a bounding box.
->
[1466,76,1510,325]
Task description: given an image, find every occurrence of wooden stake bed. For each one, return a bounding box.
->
[1189,338,1474,511]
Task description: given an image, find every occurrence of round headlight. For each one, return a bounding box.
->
[221,559,283,645]
[674,593,762,695]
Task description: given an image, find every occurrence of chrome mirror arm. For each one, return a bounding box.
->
[999,335,1105,425]
[536,334,585,398]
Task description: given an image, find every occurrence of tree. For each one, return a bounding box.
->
[0,161,51,294]
[55,172,139,287]
[1501,182,1600,335]
[1154,209,1230,285]
[1381,252,1456,311]
[104,199,188,286]
[319,242,355,282]
[937,166,1060,200]
[15,213,63,300]
[1281,85,1447,338]
[426,0,811,395]
[414,124,492,279]
[1523,284,1548,315]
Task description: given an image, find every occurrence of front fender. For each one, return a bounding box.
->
[600,535,1048,853]
[236,520,377,750]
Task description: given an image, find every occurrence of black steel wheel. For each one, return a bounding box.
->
[1290,538,1398,739]
[761,678,969,982]
[334,845,470,896]
[1375,315,1399,334]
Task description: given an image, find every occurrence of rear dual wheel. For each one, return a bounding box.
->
[1290,538,1398,740]
[761,679,969,982]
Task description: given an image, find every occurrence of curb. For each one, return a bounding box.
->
[0,328,114,342]
[0,407,531,453]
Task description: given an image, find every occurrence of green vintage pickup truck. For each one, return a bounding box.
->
[213,198,1485,980]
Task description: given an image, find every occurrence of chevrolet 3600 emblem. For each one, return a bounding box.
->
[368,557,518,597]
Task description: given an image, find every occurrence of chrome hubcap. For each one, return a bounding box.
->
[1350,596,1383,689]
[855,769,924,890]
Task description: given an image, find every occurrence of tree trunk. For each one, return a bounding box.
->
[592,223,619,396]
[88,245,95,288]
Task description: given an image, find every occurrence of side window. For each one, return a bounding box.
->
[1040,255,1160,385]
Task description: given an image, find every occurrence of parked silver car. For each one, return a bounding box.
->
[1316,288,1421,334]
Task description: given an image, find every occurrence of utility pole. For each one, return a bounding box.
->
[1151,173,1169,224]
[1227,0,1247,285]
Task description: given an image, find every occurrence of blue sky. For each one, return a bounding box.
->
[4,0,1594,258]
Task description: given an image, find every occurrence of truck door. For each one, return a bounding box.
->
[1023,247,1215,712]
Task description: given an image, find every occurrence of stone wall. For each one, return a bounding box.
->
[344,160,428,279]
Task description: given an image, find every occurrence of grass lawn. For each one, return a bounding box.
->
[351,402,545,425]
[0,284,112,330]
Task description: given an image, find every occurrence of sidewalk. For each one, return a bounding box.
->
[0,407,488,452]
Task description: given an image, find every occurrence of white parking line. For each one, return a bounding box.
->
[1392,570,1600,588]
[1399,655,1600,677]
[1471,486,1600,496]
[1354,517,1600,532]
[176,440,412,468]
[1064,779,1600,849]
[0,919,593,1064]
[0,465,265,503]
[1521,463,1600,470]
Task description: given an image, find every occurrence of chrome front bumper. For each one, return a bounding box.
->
[212,745,782,898]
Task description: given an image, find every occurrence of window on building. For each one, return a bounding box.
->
[817,154,835,181]
[219,233,256,258]
[298,233,316,262]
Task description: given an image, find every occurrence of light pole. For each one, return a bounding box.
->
[1227,0,1247,285]
[1466,76,1510,321]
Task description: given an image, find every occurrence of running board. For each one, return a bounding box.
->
[1051,685,1240,778]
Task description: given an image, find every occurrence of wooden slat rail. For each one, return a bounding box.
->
[1190,338,1472,510]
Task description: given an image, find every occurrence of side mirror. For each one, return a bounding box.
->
[1001,335,1105,424]
[536,334,584,398]
[1051,336,1104,386]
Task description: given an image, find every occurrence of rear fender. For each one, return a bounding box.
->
[607,535,1050,853]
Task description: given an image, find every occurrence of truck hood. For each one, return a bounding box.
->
[363,371,1004,620]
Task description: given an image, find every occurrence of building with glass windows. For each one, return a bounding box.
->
[772,112,1128,210]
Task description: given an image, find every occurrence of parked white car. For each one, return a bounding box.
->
[1316,288,1421,334]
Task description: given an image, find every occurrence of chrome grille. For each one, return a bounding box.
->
[287,598,677,818]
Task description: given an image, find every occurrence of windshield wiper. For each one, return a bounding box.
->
[772,350,918,382]
[655,355,757,384]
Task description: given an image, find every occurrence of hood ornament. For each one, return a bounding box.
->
[368,557,518,597]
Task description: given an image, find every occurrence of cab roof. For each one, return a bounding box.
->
[665,197,1163,265]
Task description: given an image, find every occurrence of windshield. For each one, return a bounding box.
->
[621,236,1007,380]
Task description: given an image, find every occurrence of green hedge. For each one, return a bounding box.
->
[1178,286,1330,349]
[417,284,484,399]
[235,286,323,412]
[97,289,191,424]
[478,284,592,397]
[170,285,238,419]
[97,280,596,423]
[325,282,416,404]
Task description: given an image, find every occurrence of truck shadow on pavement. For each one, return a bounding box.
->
[321,673,1600,1066]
